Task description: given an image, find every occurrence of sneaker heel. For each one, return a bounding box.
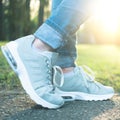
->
[1,46,17,73]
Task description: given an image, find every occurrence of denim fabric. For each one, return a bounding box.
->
[51,0,77,68]
[34,0,91,68]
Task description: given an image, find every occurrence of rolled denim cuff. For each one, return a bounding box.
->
[34,23,63,49]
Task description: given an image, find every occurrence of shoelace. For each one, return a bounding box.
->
[35,65,64,94]
[52,65,98,91]
[52,65,96,89]
[52,66,64,87]
[45,57,64,92]
[78,65,96,89]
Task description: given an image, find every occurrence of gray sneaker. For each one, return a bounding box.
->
[56,66,114,101]
[1,35,64,109]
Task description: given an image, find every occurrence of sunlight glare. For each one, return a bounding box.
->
[93,0,120,33]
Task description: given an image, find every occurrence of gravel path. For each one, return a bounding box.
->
[0,90,120,120]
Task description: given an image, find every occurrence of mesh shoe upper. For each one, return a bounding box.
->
[60,66,114,95]
[2,35,64,108]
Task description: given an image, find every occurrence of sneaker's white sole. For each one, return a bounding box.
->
[1,42,63,109]
[55,88,114,101]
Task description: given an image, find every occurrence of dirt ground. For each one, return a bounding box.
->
[0,90,120,120]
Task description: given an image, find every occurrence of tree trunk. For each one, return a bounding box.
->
[8,0,31,40]
[8,0,22,40]
[0,0,4,40]
[38,0,49,26]
[23,0,31,35]
[38,0,45,26]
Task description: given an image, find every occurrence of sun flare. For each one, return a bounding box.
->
[93,0,120,33]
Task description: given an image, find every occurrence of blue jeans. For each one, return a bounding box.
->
[34,0,91,68]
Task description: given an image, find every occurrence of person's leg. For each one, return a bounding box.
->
[34,0,92,73]
[2,0,88,108]
[50,0,77,69]
[34,0,90,50]
[37,0,114,101]
[1,0,114,108]
[33,0,63,52]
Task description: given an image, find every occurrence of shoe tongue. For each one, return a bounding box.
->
[51,53,58,65]
[42,51,58,65]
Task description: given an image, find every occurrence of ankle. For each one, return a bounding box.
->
[62,67,74,73]
[33,38,53,51]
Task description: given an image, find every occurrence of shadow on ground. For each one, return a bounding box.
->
[0,91,120,120]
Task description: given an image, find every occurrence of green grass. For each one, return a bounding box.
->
[76,44,120,92]
[0,42,120,92]
[0,41,20,90]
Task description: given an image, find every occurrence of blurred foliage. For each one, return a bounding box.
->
[0,42,120,92]
[0,0,50,41]
[76,44,120,92]
[0,0,120,44]
[77,18,120,45]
